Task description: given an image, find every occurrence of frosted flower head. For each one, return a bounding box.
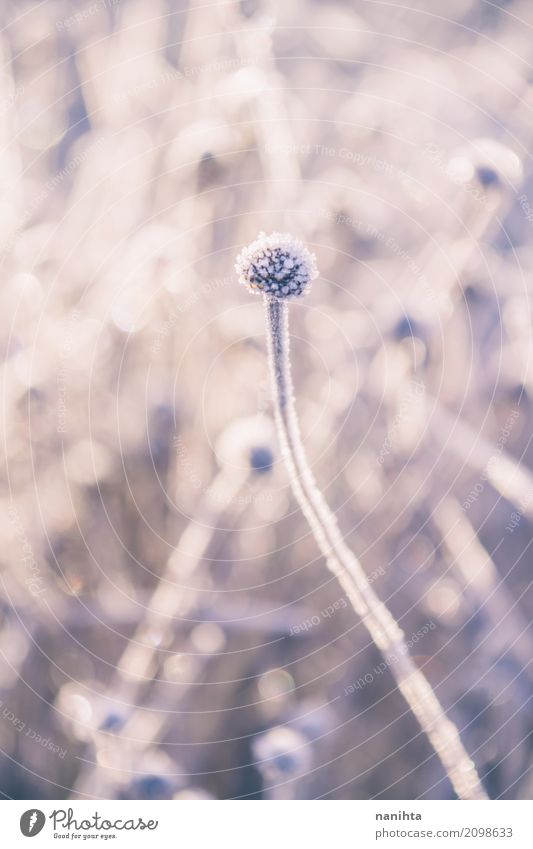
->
[235,231,318,298]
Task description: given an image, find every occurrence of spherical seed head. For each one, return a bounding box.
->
[235,231,318,298]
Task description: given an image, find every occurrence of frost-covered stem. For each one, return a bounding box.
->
[265,296,487,801]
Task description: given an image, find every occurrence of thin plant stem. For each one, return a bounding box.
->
[73,467,247,797]
[265,295,488,801]
[428,398,533,521]
[431,497,533,684]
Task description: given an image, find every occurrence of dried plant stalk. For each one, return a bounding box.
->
[265,295,487,801]
[74,453,265,798]
[431,498,533,682]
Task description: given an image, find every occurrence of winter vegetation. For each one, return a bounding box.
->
[0,0,532,800]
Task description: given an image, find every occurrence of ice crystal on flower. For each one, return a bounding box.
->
[235,231,318,298]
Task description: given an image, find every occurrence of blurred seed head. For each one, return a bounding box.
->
[235,232,318,298]
[252,725,312,780]
[216,415,276,474]
[393,314,426,342]
[250,444,274,474]
[448,137,523,192]
[472,139,523,188]
[124,774,174,800]
[120,751,184,799]
[99,712,126,733]
[240,0,263,17]
[475,165,500,189]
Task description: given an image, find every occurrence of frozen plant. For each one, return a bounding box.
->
[235,231,318,298]
[236,232,487,801]
[74,416,277,797]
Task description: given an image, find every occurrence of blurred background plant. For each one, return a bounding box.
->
[1,0,533,800]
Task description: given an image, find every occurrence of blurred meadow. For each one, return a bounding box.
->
[1,0,533,800]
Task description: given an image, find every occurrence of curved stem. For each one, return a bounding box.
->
[265,295,487,801]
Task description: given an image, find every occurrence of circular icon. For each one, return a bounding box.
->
[20,810,46,837]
